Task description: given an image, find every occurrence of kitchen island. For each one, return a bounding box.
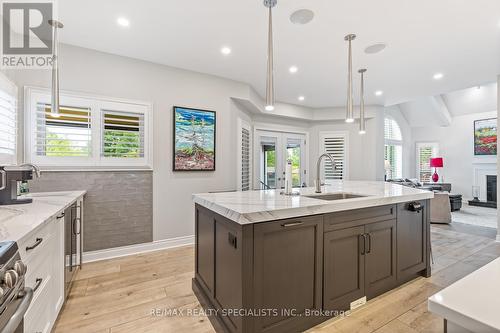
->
[192,181,434,333]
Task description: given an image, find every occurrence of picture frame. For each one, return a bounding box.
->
[173,106,216,171]
[474,118,497,156]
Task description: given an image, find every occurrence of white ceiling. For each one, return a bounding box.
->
[57,0,500,108]
[442,82,498,117]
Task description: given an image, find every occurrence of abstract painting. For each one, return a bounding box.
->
[173,106,216,171]
[474,118,497,156]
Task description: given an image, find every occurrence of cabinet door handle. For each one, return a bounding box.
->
[366,233,371,254]
[33,278,43,292]
[359,234,366,255]
[25,238,43,251]
[281,221,303,228]
[0,170,6,191]
[56,212,65,219]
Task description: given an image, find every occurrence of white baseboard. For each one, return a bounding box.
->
[82,235,195,263]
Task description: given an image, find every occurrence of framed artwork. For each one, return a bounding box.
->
[173,106,216,171]
[474,118,497,156]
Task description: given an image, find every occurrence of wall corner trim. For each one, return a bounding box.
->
[82,235,195,263]
[496,234,500,243]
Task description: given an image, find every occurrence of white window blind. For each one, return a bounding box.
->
[35,103,92,157]
[416,143,439,182]
[241,127,250,191]
[0,89,17,164]
[385,144,402,179]
[384,117,402,141]
[102,110,144,158]
[321,133,346,180]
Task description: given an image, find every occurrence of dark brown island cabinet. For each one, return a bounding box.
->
[193,200,431,333]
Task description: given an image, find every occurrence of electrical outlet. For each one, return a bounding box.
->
[350,296,367,310]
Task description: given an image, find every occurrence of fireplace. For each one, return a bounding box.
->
[487,175,497,203]
[470,174,497,208]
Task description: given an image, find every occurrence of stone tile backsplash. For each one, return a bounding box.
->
[29,171,153,251]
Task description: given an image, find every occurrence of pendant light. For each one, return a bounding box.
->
[264,0,277,111]
[49,19,64,118]
[344,34,356,123]
[358,68,367,135]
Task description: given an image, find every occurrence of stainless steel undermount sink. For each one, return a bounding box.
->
[304,193,367,201]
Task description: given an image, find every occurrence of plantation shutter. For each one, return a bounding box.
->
[0,86,17,165]
[417,143,438,182]
[241,127,250,191]
[35,103,92,157]
[101,110,145,158]
[321,134,346,180]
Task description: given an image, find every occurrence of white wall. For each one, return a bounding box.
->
[412,110,497,200]
[4,43,386,244]
[5,44,251,241]
[308,112,384,183]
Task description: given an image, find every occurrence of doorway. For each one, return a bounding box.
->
[254,130,307,190]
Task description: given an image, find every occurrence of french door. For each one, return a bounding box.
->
[254,130,307,190]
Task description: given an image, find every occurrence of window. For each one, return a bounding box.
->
[384,116,403,179]
[25,88,151,168]
[416,143,439,182]
[0,74,17,165]
[320,132,348,181]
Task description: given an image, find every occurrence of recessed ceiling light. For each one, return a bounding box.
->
[289,66,298,73]
[298,96,305,101]
[117,17,130,27]
[375,90,384,96]
[364,43,387,54]
[265,105,275,111]
[290,9,315,25]
[220,47,232,55]
[433,73,444,80]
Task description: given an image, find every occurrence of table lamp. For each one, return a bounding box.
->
[430,157,443,183]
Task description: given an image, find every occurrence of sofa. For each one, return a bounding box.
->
[387,178,455,224]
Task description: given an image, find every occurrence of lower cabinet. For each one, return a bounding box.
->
[323,219,397,311]
[323,226,365,311]
[21,214,65,333]
[253,216,323,333]
[193,201,429,333]
[364,219,397,298]
[397,201,428,280]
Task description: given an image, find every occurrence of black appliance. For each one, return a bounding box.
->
[0,241,32,333]
[63,203,81,297]
[0,166,34,205]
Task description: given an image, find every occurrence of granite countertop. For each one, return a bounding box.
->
[428,257,500,332]
[0,191,86,244]
[193,181,434,224]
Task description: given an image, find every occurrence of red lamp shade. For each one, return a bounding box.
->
[430,157,443,168]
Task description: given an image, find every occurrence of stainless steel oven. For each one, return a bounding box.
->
[0,241,32,333]
[63,202,82,297]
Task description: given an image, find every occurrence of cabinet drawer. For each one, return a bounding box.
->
[19,215,61,262]
[324,205,396,232]
[24,272,52,333]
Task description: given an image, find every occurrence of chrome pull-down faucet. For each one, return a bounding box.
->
[315,153,336,193]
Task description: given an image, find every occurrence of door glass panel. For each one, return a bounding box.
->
[286,141,301,187]
[263,143,276,189]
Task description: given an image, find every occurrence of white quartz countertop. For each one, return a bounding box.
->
[193,181,434,224]
[428,257,500,333]
[0,191,86,244]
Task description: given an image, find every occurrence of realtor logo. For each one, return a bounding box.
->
[1,0,54,68]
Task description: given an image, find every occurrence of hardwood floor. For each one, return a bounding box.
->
[54,225,500,333]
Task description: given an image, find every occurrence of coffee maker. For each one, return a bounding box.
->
[0,164,41,205]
